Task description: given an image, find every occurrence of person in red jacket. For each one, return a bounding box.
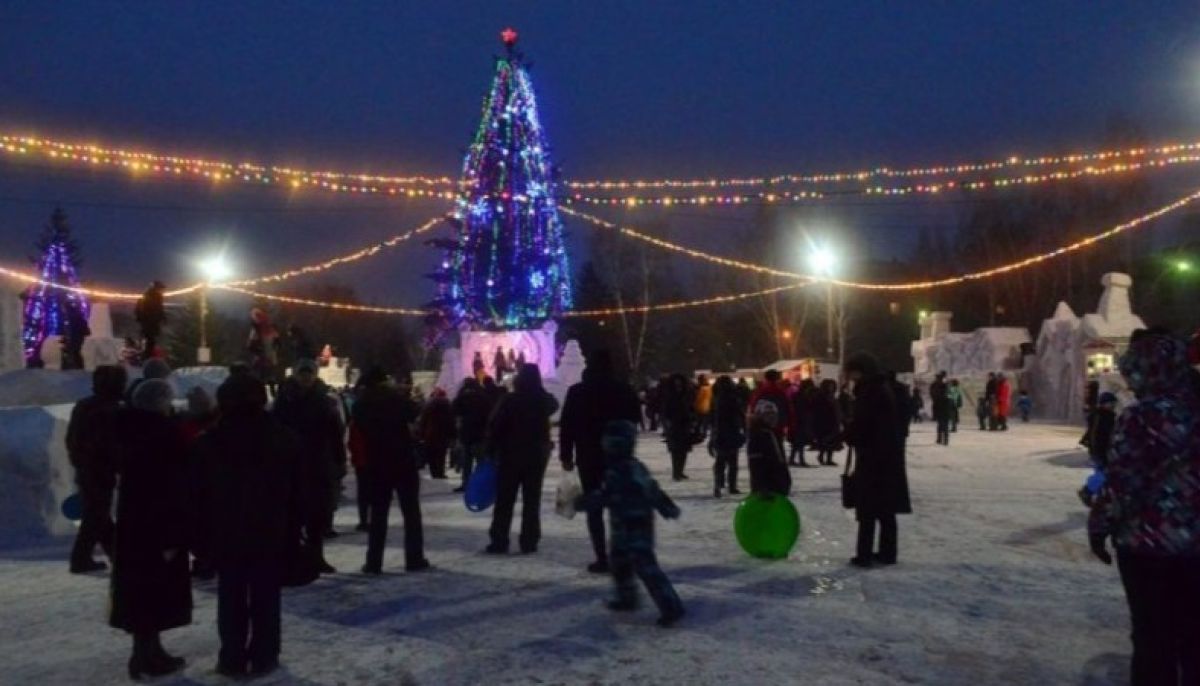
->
[994,373,1012,431]
[747,370,790,441]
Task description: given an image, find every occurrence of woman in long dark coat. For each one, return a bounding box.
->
[661,374,696,481]
[810,379,842,466]
[843,353,911,568]
[110,379,192,679]
[485,364,559,554]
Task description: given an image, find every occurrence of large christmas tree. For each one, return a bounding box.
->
[428,28,572,331]
[22,208,89,366]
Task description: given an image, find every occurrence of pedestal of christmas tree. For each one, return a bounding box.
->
[429,29,579,399]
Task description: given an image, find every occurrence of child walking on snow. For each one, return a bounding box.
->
[578,420,685,627]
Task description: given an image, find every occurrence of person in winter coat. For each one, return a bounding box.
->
[452,378,491,493]
[272,359,346,574]
[486,364,559,554]
[810,379,842,466]
[62,303,90,370]
[134,281,166,361]
[1078,391,1118,507]
[747,370,790,440]
[930,372,952,446]
[355,367,430,574]
[246,308,281,394]
[576,420,685,628]
[559,350,642,572]
[1080,378,1101,447]
[126,358,172,405]
[976,394,992,431]
[746,400,793,496]
[417,388,456,479]
[994,374,1012,430]
[1088,330,1200,685]
[1016,390,1033,422]
[283,325,316,369]
[66,364,127,573]
[194,373,302,679]
[180,386,219,580]
[660,373,697,481]
[909,387,924,424]
[693,374,713,431]
[843,353,911,568]
[709,375,746,497]
[644,382,661,432]
[787,379,815,467]
[110,379,192,679]
[947,379,963,432]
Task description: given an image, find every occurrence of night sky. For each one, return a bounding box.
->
[2,2,1199,305]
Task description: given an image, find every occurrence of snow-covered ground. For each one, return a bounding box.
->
[0,420,1129,685]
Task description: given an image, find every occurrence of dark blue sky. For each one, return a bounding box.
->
[1,2,1199,303]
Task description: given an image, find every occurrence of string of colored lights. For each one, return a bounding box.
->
[7,131,1200,201]
[560,282,809,317]
[226,215,444,287]
[0,262,202,300]
[564,140,1200,190]
[562,154,1200,206]
[558,206,813,279]
[214,281,812,318]
[562,185,1200,290]
[4,180,1193,315]
[0,134,459,200]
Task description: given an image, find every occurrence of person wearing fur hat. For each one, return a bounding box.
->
[577,420,685,628]
[1089,329,1200,684]
[843,353,911,568]
[110,379,192,679]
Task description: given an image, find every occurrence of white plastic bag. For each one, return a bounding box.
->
[554,473,584,519]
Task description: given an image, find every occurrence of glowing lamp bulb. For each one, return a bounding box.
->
[199,255,232,283]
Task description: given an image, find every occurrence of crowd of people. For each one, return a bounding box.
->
[61,316,1200,684]
[637,359,913,569]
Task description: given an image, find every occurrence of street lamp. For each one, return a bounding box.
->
[1176,259,1193,273]
[807,245,838,361]
[197,254,231,365]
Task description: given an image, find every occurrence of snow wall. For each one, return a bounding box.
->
[0,403,75,548]
[0,366,230,548]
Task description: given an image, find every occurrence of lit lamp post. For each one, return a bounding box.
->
[197,255,231,365]
[808,246,838,361]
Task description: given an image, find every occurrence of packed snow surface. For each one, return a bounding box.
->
[0,421,1129,684]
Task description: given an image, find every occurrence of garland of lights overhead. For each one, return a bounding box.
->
[2,182,1197,313]
[562,186,1200,289]
[225,215,443,287]
[7,132,1200,204]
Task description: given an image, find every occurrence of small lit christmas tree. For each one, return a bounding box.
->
[22,208,89,366]
[428,28,572,331]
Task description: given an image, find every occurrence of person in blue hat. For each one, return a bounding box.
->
[578,420,685,627]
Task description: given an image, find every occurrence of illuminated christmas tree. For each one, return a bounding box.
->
[428,28,572,331]
[22,208,89,366]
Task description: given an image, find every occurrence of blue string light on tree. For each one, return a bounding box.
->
[21,208,90,367]
[427,28,572,333]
